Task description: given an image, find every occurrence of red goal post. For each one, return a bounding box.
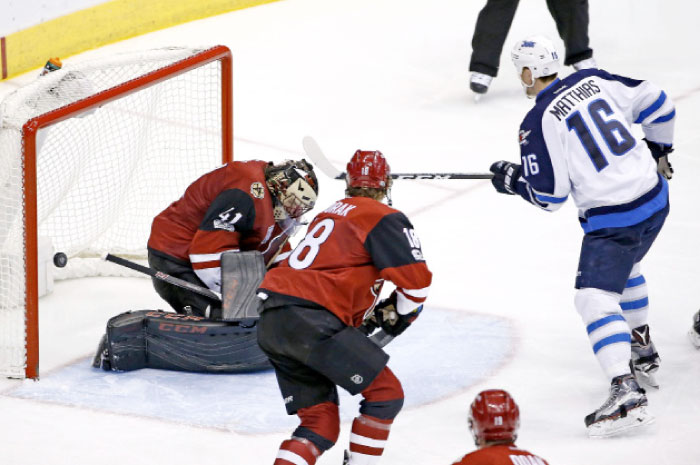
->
[0,46,233,379]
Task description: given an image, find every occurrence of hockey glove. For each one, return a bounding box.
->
[373,292,423,337]
[359,314,380,335]
[489,161,521,195]
[644,138,674,180]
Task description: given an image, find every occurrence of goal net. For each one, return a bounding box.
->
[0,46,233,378]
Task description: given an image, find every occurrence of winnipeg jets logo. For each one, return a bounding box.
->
[250,182,265,199]
[519,129,531,146]
[213,207,242,232]
[351,374,364,384]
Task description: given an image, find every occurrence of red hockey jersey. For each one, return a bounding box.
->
[452,445,549,465]
[147,160,289,290]
[259,196,432,327]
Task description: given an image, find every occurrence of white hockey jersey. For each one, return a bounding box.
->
[513,68,675,233]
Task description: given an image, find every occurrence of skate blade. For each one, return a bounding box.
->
[587,406,655,438]
[688,329,700,349]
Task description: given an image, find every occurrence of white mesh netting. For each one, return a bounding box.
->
[0,46,228,377]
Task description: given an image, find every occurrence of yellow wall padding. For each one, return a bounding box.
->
[1,0,279,80]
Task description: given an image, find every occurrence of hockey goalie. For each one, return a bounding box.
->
[92,159,318,373]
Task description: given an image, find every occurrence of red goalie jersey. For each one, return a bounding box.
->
[147,160,290,290]
[259,196,432,327]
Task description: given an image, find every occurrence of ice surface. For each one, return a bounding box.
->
[6,308,510,434]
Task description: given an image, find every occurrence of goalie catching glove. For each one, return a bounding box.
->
[489,161,521,195]
[372,291,423,337]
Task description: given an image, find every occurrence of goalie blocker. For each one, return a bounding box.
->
[93,251,270,373]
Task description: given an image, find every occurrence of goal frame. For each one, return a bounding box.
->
[19,45,233,379]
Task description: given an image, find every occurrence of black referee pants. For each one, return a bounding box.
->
[470,0,593,77]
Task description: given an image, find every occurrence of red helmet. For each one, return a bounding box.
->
[346,150,391,189]
[468,389,520,445]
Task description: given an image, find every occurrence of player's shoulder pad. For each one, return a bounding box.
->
[226,159,269,177]
[364,210,424,270]
[562,68,618,85]
[562,68,645,91]
[199,188,256,232]
[586,68,645,88]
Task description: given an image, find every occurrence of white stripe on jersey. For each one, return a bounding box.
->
[193,267,221,293]
[400,286,430,298]
[396,289,428,315]
[189,249,239,263]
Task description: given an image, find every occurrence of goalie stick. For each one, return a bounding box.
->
[302,136,493,180]
[105,237,288,302]
[104,253,222,301]
[104,253,394,347]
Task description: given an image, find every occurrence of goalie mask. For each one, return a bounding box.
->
[266,159,318,220]
[468,389,520,445]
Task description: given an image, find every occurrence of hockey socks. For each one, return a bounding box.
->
[575,288,632,379]
[620,266,649,329]
[345,414,393,464]
[274,438,320,465]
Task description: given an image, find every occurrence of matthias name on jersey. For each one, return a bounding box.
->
[549,79,601,121]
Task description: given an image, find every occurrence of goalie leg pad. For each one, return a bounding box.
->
[97,310,271,373]
[144,311,270,373]
[102,311,149,371]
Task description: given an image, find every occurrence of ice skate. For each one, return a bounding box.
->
[470,72,493,101]
[630,324,660,388]
[585,374,654,438]
[689,310,700,349]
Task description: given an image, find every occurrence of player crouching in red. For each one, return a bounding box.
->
[452,390,549,465]
[257,150,432,465]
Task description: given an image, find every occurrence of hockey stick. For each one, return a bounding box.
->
[302,136,493,180]
[368,331,394,348]
[104,253,222,301]
[360,315,395,348]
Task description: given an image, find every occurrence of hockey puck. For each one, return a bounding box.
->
[53,252,68,268]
